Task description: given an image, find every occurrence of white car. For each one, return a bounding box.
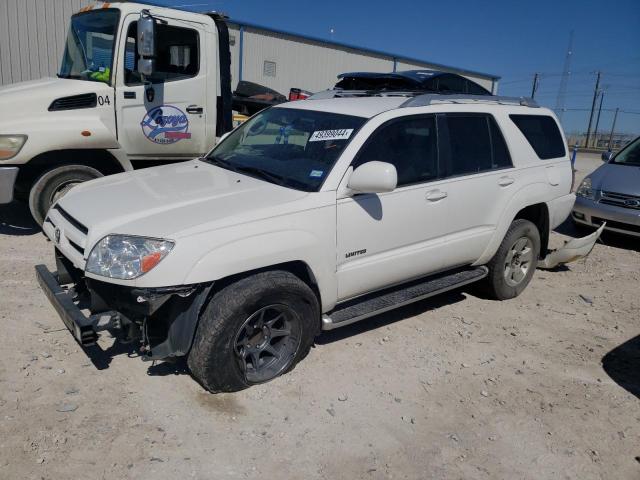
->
[37,92,586,392]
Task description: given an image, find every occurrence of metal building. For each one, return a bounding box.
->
[0,0,500,93]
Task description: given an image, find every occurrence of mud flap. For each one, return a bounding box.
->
[538,223,605,269]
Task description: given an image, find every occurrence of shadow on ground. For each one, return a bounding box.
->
[602,335,640,399]
[0,201,39,236]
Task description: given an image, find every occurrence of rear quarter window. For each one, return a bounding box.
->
[510,114,566,159]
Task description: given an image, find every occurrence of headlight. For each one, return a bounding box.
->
[576,178,595,199]
[86,235,174,280]
[0,135,27,160]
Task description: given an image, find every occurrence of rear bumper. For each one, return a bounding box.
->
[572,195,640,237]
[0,166,18,204]
[35,264,99,346]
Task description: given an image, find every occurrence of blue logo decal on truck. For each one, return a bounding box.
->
[141,105,192,144]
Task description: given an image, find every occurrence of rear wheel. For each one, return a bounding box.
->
[188,270,319,393]
[28,165,102,225]
[483,219,541,300]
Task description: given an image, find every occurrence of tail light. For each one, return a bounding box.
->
[289,88,312,101]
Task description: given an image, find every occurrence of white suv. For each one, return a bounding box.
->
[36,92,580,392]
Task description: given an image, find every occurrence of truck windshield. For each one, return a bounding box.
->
[59,9,120,84]
[204,108,366,192]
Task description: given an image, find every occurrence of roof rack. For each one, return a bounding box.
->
[400,94,538,108]
[307,89,538,108]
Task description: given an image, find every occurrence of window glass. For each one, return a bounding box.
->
[206,108,366,192]
[354,116,438,187]
[510,115,566,159]
[125,23,199,85]
[444,114,512,176]
[612,136,640,166]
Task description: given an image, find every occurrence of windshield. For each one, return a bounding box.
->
[59,9,120,84]
[204,108,367,191]
[612,137,640,166]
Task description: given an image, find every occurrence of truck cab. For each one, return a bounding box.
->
[0,2,233,224]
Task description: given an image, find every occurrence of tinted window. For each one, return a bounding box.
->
[444,114,512,176]
[510,115,566,159]
[125,23,199,85]
[354,116,438,187]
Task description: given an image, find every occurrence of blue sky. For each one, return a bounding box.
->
[154,0,639,135]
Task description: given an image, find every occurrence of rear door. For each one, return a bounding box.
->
[115,14,209,160]
[433,113,517,267]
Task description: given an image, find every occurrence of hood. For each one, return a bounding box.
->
[590,162,640,196]
[0,77,104,124]
[57,160,309,242]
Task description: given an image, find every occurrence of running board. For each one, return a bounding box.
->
[322,266,488,330]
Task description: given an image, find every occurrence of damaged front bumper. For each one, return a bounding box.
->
[35,254,212,360]
[538,223,605,269]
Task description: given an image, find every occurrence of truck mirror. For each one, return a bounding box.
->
[137,11,156,77]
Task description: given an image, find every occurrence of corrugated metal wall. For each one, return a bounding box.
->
[0,0,90,86]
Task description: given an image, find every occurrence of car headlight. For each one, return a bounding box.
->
[576,178,596,199]
[86,235,174,280]
[0,135,27,160]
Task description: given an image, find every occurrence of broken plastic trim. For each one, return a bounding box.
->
[538,223,605,269]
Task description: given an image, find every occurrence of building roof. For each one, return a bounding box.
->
[227,19,501,81]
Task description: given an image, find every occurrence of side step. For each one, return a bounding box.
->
[322,266,488,330]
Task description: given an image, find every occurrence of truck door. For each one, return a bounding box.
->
[115,15,209,160]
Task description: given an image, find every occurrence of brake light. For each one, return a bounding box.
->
[289,88,312,101]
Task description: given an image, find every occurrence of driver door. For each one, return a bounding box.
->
[115,14,209,159]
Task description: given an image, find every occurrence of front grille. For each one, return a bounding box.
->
[53,204,88,234]
[599,190,640,210]
[48,93,97,111]
[592,217,640,234]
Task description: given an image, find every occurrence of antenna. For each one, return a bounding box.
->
[555,30,573,122]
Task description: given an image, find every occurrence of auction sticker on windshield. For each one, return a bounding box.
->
[309,129,354,142]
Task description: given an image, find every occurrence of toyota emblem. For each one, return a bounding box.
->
[624,199,640,208]
[54,228,61,244]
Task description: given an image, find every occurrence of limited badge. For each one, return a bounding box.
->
[141,105,192,145]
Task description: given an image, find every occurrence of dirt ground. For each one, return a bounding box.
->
[0,153,638,480]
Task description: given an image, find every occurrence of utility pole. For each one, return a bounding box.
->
[594,90,605,147]
[555,31,573,121]
[585,71,601,148]
[607,107,619,151]
[531,73,539,99]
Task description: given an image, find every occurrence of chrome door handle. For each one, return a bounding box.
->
[425,189,448,201]
[498,176,515,187]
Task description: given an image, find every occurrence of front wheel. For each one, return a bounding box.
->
[188,271,319,393]
[483,219,541,300]
[29,165,102,225]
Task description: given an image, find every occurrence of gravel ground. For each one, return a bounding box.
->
[0,153,638,479]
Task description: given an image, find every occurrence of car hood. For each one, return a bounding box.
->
[0,77,102,124]
[56,160,309,243]
[590,162,640,196]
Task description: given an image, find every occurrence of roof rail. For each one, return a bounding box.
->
[400,94,539,108]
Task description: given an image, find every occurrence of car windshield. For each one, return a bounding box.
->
[612,137,640,166]
[204,107,367,191]
[59,9,120,84]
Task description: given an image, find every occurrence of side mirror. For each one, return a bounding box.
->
[137,12,156,77]
[347,161,397,194]
[601,150,614,162]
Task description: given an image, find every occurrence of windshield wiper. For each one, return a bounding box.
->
[234,165,288,187]
[205,155,241,173]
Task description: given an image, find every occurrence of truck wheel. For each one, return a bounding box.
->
[28,165,102,225]
[483,219,541,300]
[188,270,320,393]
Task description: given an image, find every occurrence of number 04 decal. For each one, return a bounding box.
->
[97,95,111,106]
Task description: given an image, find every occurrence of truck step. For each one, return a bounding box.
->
[322,266,488,330]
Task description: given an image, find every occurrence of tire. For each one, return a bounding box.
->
[188,270,320,393]
[28,165,102,225]
[483,219,541,300]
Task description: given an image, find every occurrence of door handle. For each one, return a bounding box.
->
[186,105,204,114]
[123,91,136,99]
[498,176,515,187]
[425,189,448,202]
